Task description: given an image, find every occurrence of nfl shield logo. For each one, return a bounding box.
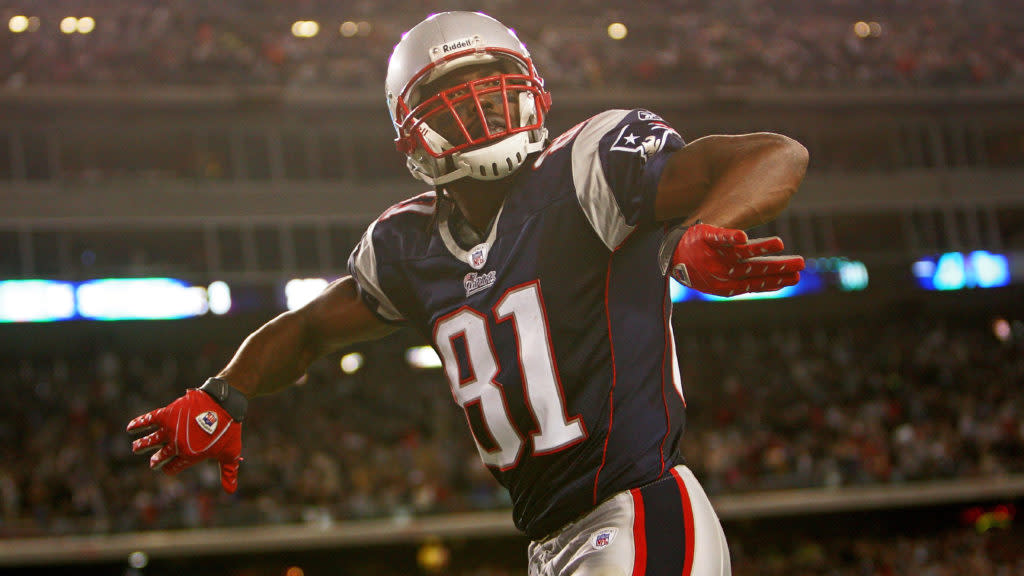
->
[469,243,488,270]
[196,410,219,434]
[591,527,617,549]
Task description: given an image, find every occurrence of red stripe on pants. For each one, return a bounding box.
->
[671,469,695,576]
[630,488,647,576]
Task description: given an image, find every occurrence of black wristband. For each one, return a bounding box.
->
[198,377,248,422]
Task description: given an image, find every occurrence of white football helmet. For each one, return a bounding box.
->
[386,11,552,186]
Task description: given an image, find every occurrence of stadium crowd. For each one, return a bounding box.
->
[0,305,1020,538]
[0,0,1023,90]
[2,2,1022,575]
[219,525,1024,576]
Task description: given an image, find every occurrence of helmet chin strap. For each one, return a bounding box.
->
[459,132,544,180]
[409,121,548,186]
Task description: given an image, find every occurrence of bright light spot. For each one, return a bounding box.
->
[77,279,209,320]
[291,20,319,38]
[128,551,149,569]
[9,15,29,33]
[60,17,78,34]
[207,281,232,315]
[340,20,358,37]
[406,346,442,369]
[285,566,304,576]
[285,278,328,311]
[76,16,95,34]
[868,21,882,37]
[417,539,450,571]
[0,280,76,323]
[669,280,695,303]
[701,282,803,301]
[356,21,372,36]
[853,21,871,39]
[340,352,364,374]
[992,317,1012,342]
[933,252,966,290]
[969,250,1009,288]
[607,22,628,41]
[837,260,869,291]
[912,259,935,278]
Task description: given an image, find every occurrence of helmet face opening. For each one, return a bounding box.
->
[394,50,550,160]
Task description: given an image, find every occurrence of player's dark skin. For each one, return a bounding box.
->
[214,64,808,400]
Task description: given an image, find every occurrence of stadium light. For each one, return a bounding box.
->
[207,281,232,315]
[291,20,319,38]
[912,251,1009,291]
[285,278,329,311]
[607,22,628,41]
[76,16,95,34]
[992,317,1012,342]
[9,15,29,33]
[0,280,76,323]
[340,352,364,374]
[76,278,209,320]
[406,346,442,369]
[853,21,870,39]
[340,21,358,37]
[60,17,78,34]
[128,551,149,569]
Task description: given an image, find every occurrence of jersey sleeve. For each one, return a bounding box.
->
[570,109,685,250]
[346,219,406,324]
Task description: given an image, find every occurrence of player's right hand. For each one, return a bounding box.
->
[127,388,243,493]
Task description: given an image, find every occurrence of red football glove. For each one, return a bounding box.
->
[662,222,804,297]
[127,389,243,493]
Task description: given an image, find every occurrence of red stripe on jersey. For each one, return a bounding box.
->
[378,191,437,221]
[658,276,671,474]
[671,468,696,576]
[593,258,617,505]
[630,488,647,576]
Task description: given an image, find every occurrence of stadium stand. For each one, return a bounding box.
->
[1,1,1023,574]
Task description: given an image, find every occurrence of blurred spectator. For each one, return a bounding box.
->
[0,306,1020,537]
[1,0,1023,90]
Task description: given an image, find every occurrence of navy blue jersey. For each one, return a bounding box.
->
[349,109,687,539]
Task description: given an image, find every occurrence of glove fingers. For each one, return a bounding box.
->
[149,444,177,471]
[733,236,785,259]
[132,429,168,455]
[126,408,164,434]
[740,272,802,293]
[730,255,806,278]
[700,227,748,248]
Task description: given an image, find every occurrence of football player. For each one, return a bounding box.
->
[128,11,808,575]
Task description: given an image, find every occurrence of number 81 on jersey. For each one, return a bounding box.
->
[433,282,586,469]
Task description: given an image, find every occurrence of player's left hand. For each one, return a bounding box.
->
[661,222,804,297]
[127,389,243,493]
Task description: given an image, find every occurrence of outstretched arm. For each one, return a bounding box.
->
[655,133,810,297]
[655,132,809,227]
[127,276,396,492]
[218,275,396,398]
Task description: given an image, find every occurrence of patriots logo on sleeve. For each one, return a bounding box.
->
[609,111,681,163]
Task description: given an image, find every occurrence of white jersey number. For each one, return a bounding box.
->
[433,282,585,469]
